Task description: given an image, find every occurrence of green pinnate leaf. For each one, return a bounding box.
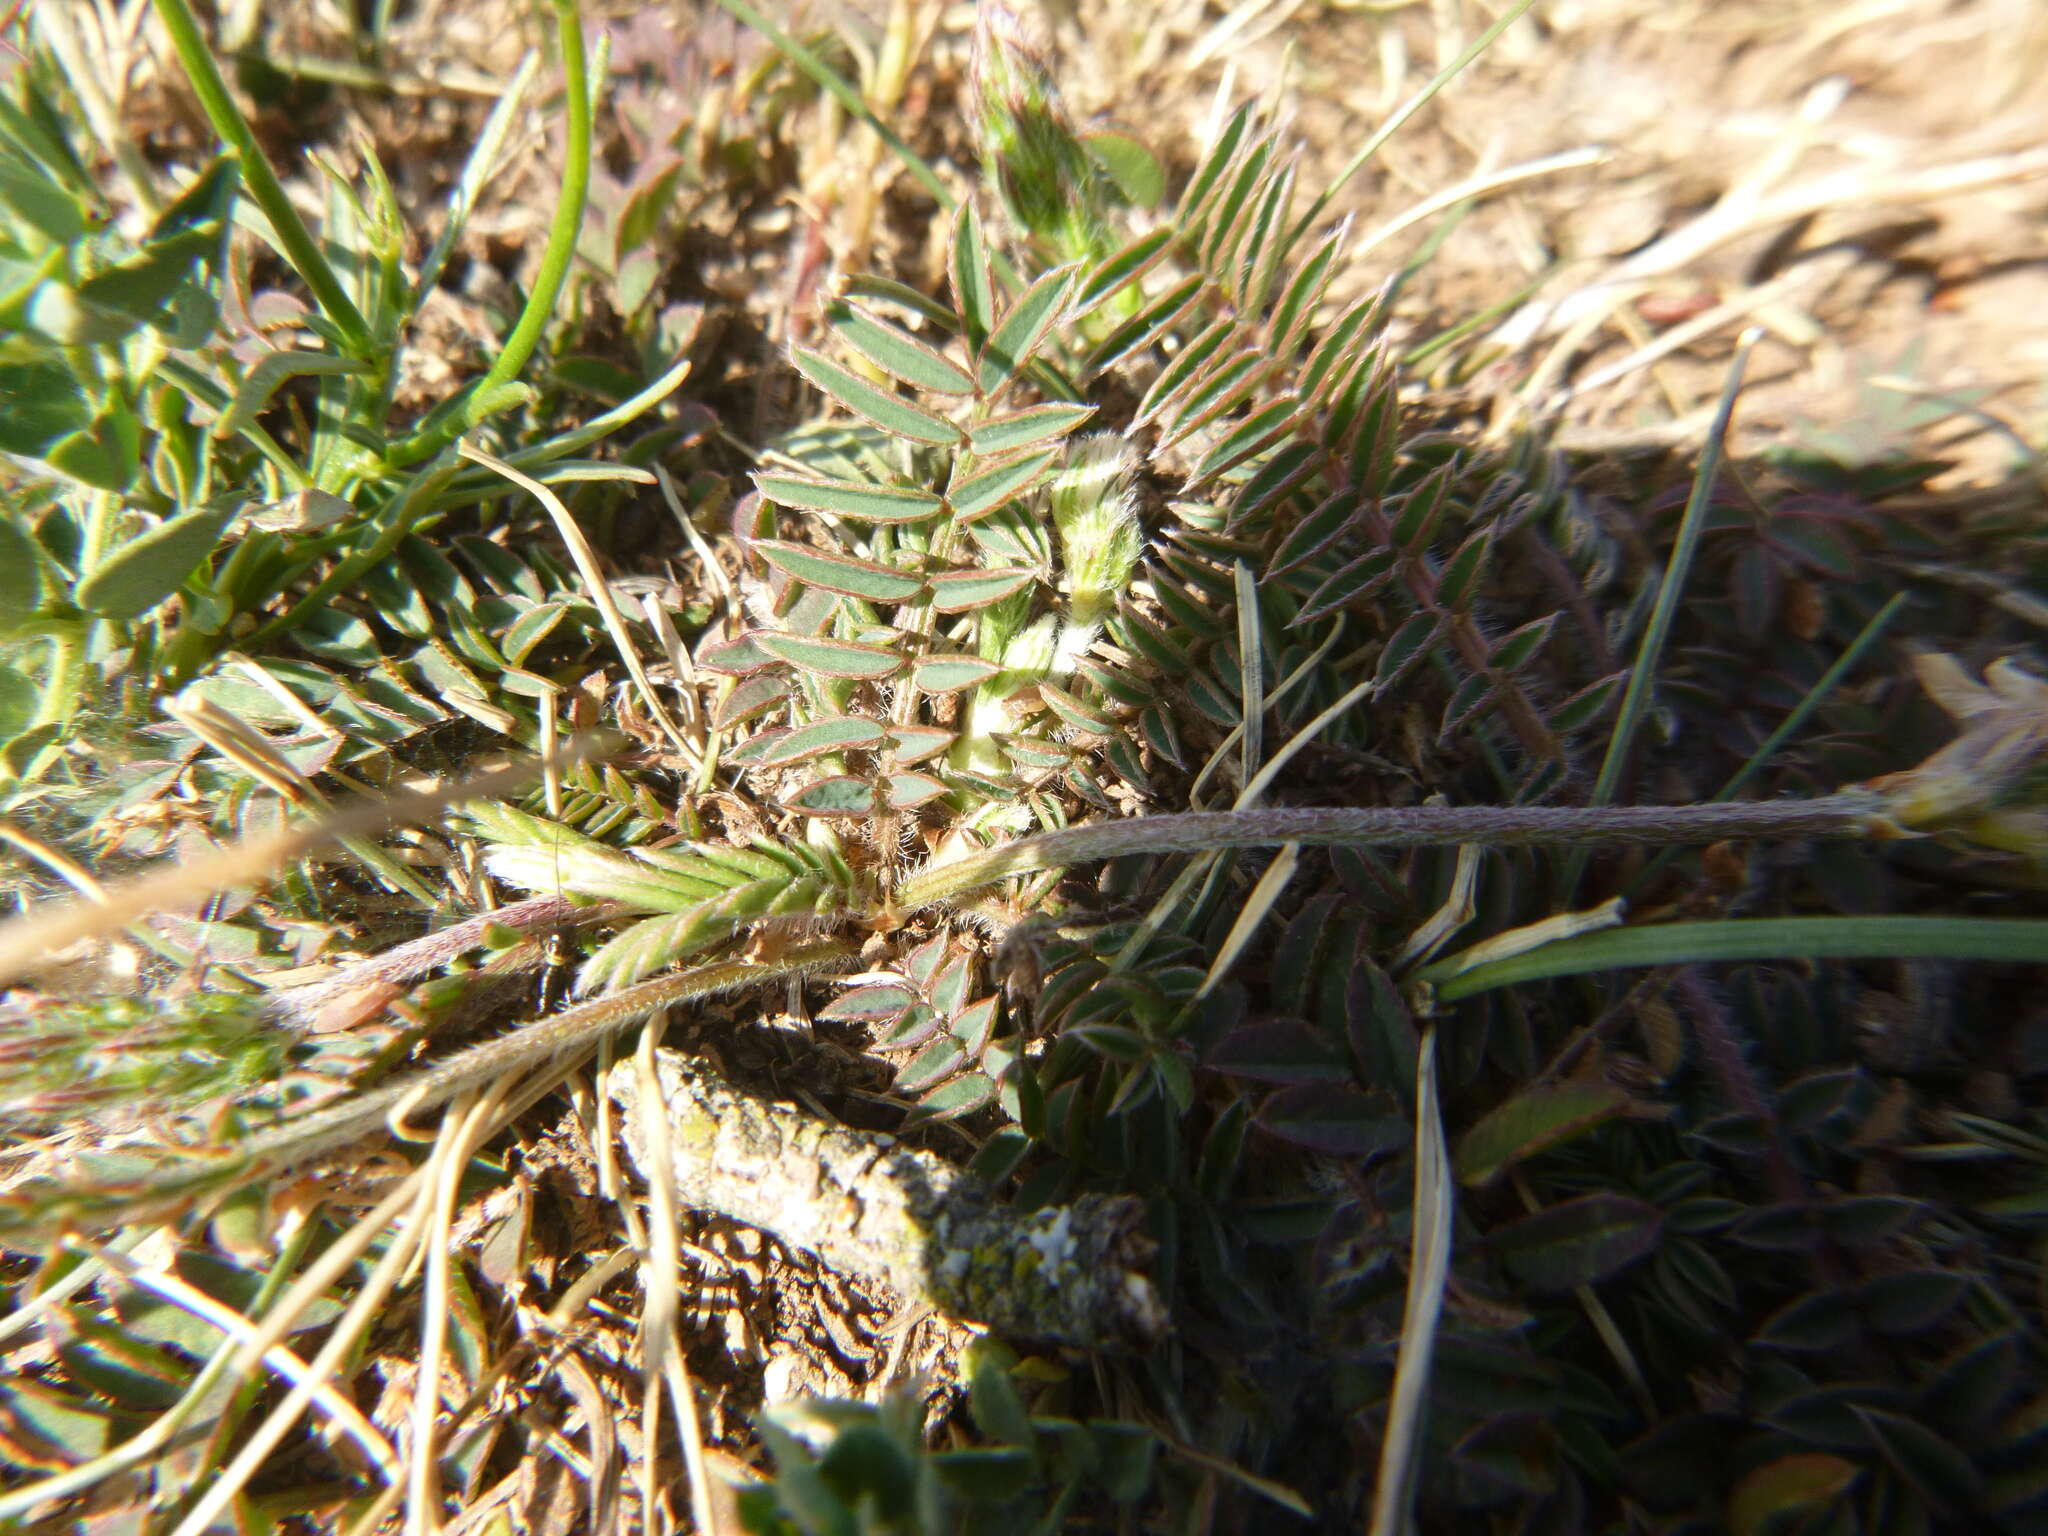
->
[951,202,996,349]
[1036,681,1115,735]
[1438,671,1496,740]
[1489,612,1559,673]
[1133,319,1234,429]
[1436,525,1494,610]
[1073,227,1173,316]
[1551,671,1626,732]
[883,772,948,809]
[0,518,45,622]
[791,347,960,446]
[1192,394,1300,482]
[821,984,919,1023]
[73,500,237,620]
[1178,103,1254,240]
[1390,458,1458,548]
[1083,273,1202,376]
[1197,137,1275,270]
[911,655,1002,693]
[1155,353,1262,449]
[753,715,889,767]
[825,301,975,393]
[697,633,781,675]
[968,402,1096,456]
[1270,218,1349,357]
[1454,1080,1635,1187]
[753,632,904,680]
[886,724,955,763]
[1268,488,1358,578]
[977,262,1080,392]
[1081,129,1166,206]
[714,673,791,729]
[1255,1081,1407,1157]
[843,274,958,333]
[1489,1192,1663,1292]
[1371,611,1441,691]
[755,472,945,525]
[1294,548,1409,626]
[895,1037,966,1093]
[913,1072,998,1122]
[1300,290,1387,404]
[949,448,1060,521]
[1729,1454,1862,1536]
[751,539,926,603]
[926,567,1036,613]
[783,776,877,817]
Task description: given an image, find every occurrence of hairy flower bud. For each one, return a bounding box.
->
[1860,653,2048,858]
[967,0,1110,264]
[1049,432,1141,647]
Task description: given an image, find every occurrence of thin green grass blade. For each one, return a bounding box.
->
[1624,590,1910,897]
[1427,916,2048,1001]
[1586,332,1759,809]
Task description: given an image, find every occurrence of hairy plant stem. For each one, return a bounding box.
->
[895,792,1887,911]
[1,944,851,1240]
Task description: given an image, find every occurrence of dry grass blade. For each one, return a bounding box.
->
[1369,1025,1451,1536]
[457,441,690,754]
[0,739,611,986]
[164,1157,448,1536]
[1350,143,1613,265]
[410,1086,506,1535]
[65,1239,400,1481]
[1193,842,1299,1003]
[1393,840,1480,972]
[631,1011,719,1535]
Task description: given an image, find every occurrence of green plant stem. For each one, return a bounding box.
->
[387,0,592,466]
[2,944,851,1240]
[1426,916,2048,1001]
[149,0,374,357]
[895,792,1885,911]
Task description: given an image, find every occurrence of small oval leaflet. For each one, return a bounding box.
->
[910,655,1002,693]
[821,984,920,1023]
[884,772,949,810]
[968,403,1097,457]
[754,631,905,680]
[782,775,878,817]
[791,346,961,446]
[752,539,925,603]
[895,1036,967,1094]
[754,472,945,525]
[825,302,975,394]
[948,448,1060,522]
[754,715,889,767]
[696,632,780,676]
[926,567,1036,613]
[886,724,955,764]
